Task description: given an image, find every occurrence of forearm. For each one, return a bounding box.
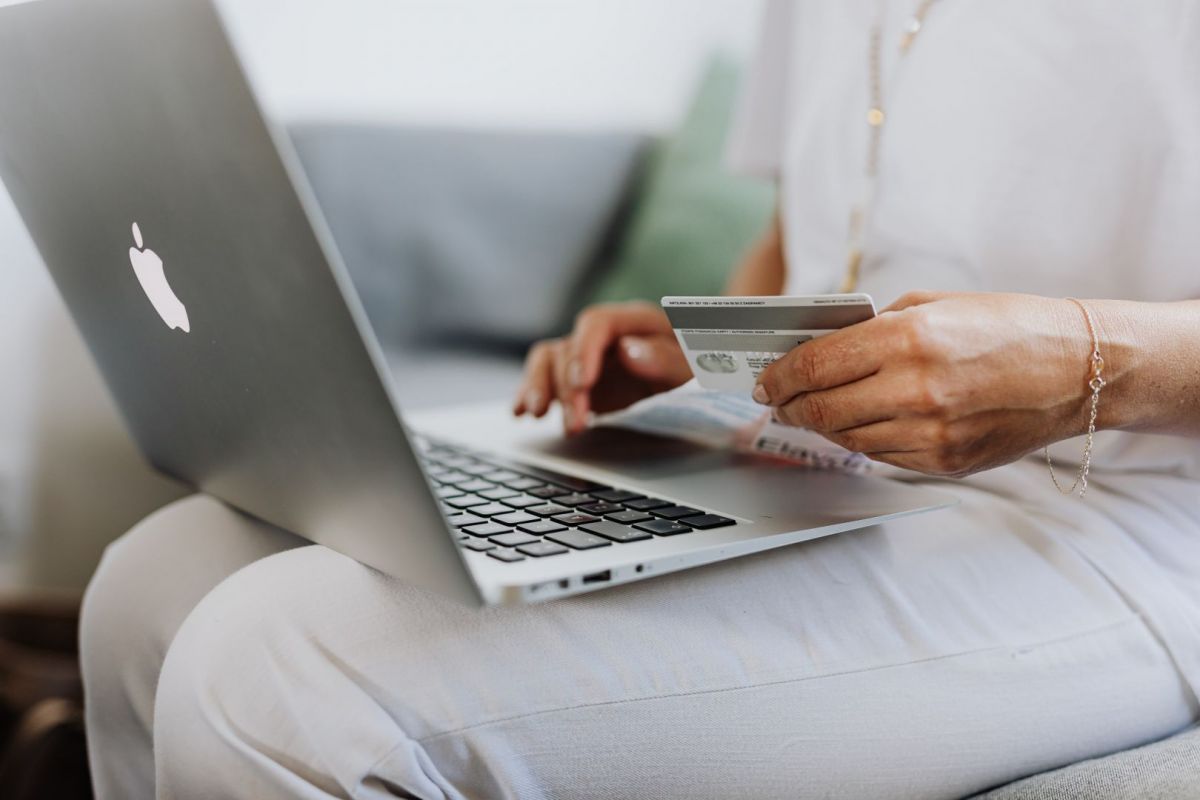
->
[724,212,785,296]
[1090,299,1200,437]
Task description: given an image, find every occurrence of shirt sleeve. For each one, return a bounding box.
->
[725,0,794,179]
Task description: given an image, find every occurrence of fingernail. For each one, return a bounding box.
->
[563,405,576,429]
[524,389,542,412]
[567,360,584,388]
[623,340,646,361]
[752,385,770,405]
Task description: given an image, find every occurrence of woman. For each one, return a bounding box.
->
[83,2,1200,798]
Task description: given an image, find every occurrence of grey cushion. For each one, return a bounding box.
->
[974,725,1200,800]
[289,125,647,349]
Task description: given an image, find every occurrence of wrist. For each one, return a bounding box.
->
[1078,299,1147,432]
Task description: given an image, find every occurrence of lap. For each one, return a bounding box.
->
[140,468,1197,799]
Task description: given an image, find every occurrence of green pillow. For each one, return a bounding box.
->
[585,57,777,306]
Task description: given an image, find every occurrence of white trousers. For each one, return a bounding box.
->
[80,459,1200,800]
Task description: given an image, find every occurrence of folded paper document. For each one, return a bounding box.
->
[595,381,876,474]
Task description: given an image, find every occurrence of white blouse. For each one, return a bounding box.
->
[729,0,1200,479]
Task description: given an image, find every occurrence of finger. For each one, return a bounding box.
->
[826,420,983,477]
[551,340,587,435]
[771,373,908,432]
[565,303,673,392]
[754,321,888,407]
[817,419,933,454]
[514,342,557,418]
[549,340,576,431]
[616,335,691,385]
[882,290,953,314]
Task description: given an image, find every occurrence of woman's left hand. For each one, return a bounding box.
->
[753,291,1098,477]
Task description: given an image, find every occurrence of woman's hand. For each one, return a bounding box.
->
[753,291,1100,477]
[513,302,692,435]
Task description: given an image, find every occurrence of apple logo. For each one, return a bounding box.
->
[128,222,190,333]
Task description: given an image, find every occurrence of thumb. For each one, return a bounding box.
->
[616,335,691,385]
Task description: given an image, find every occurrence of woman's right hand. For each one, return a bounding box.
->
[513,301,692,435]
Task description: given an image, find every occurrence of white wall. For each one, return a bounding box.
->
[219,0,762,131]
[0,187,50,555]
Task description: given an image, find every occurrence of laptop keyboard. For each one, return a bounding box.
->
[417,441,736,564]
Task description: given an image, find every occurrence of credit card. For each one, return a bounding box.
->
[662,294,876,392]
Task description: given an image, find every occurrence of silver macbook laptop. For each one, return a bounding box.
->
[0,0,954,606]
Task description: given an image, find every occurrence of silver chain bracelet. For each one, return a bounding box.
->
[1045,298,1106,497]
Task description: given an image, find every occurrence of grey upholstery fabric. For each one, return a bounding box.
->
[384,346,523,411]
[290,124,647,350]
[974,726,1200,800]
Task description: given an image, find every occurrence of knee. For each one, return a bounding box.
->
[81,495,301,726]
[153,546,413,798]
[80,496,215,706]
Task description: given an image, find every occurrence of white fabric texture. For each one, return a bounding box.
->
[728,0,1200,700]
[729,0,1200,478]
[87,482,1199,800]
[81,2,1200,798]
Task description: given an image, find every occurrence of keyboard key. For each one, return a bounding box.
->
[445,495,488,509]
[590,489,644,503]
[504,477,544,491]
[681,514,736,530]
[495,511,538,526]
[634,519,692,536]
[437,471,471,485]
[578,501,623,515]
[498,462,609,493]
[479,486,518,500]
[605,510,652,524]
[552,492,594,507]
[529,485,569,499]
[463,523,512,538]
[517,520,567,535]
[456,478,495,493]
[488,549,526,563]
[471,503,514,517]
[462,463,498,476]
[517,541,570,558]
[553,513,600,526]
[491,532,541,547]
[439,456,475,470]
[435,485,465,499]
[456,535,470,544]
[651,505,701,520]
[500,495,542,509]
[528,503,570,518]
[546,529,613,550]
[550,476,609,492]
[482,470,520,483]
[446,512,485,528]
[623,497,670,511]
[463,539,496,552]
[425,465,450,477]
[581,521,652,543]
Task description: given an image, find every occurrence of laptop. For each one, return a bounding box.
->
[0,0,955,606]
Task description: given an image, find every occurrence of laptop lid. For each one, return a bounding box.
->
[0,0,482,605]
